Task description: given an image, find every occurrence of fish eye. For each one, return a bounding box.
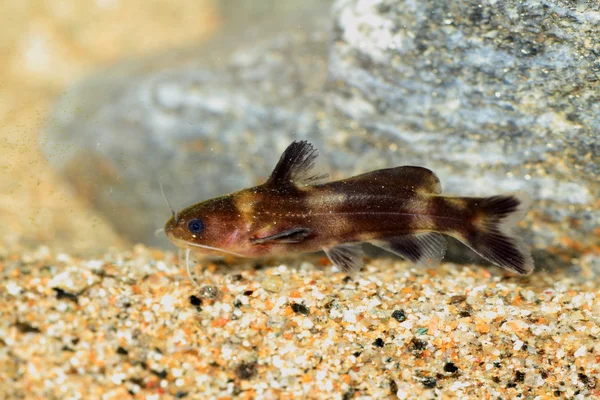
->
[187,219,204,234]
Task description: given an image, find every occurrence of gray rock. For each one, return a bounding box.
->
[43,0,599,267]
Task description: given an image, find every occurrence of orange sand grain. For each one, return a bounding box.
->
[511,294,523,306]
[341,374,351,384]
[283,306,294,317]
[263,299,274,310]
[475,320,491,334]
[211,317,228,328]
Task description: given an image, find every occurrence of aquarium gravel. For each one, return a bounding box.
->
[1,245,599,399]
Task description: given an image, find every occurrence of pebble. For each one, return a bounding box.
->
[291,303,309,316]
[261,275,283,293]
[524,373,545,387]
[48,268,94,293]
[342,309,357,323]
[391,309,406,322]
[160,294,177,313]
[444,362,459,373]
[5,281,22,296]
[574,345,587,358]
[198,285,219,299]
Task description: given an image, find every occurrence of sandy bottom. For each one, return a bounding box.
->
[2,245,598,399]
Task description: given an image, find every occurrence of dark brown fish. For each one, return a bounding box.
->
[165,141,533,275]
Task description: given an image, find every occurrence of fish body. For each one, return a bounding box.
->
[165,141,533,274]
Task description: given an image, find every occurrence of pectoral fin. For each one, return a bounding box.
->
[324,243,364,274]
[372,232,446,266]
[250,227,312,244]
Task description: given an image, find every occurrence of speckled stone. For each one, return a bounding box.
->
[42,0,599,268]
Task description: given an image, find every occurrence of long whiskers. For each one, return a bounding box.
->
[185,248,200,287]
[183,241,246,258]
[160,181,179,222]
[175,201,185,222]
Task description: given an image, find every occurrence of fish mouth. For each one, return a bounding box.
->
[166,233,246,258]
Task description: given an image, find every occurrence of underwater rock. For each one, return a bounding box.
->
[43,0,598,264]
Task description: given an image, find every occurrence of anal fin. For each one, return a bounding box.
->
[324,244,364,274]
[372,232,447,266]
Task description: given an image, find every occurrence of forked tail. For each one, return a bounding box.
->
[459,193,534,274]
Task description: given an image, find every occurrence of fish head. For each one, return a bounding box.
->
[164,194,249,257]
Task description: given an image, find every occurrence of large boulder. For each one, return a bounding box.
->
[43,0,599,267]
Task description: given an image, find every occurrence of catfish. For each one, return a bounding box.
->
[165,140,533,275]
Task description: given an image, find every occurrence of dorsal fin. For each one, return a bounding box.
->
[265,140,328,187]
[339,166,442,194]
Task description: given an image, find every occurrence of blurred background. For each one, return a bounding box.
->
[1,0,325,254]
[1,0,597,269]
[0,0,219,253]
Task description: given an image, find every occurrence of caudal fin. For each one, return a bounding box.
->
[460,193,534,275]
